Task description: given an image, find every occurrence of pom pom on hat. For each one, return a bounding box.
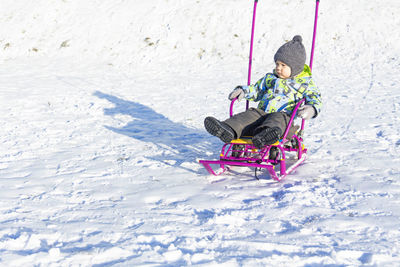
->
[292,35,302,43]
[274,35,306,77]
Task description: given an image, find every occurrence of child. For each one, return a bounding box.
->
[204,35,322,149]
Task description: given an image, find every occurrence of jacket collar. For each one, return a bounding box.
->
[273,64,312,79]
[294,64,312,78]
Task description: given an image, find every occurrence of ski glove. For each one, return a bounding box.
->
[228,86,245,101]
[297,105,316,120]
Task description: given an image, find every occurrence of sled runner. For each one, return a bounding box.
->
[199,0,320,181]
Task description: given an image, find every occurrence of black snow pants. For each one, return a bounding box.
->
[223,108,293,138]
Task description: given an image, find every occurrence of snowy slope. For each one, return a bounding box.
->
[1,0,400,266]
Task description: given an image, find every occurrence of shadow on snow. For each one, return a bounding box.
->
[94,91,218,174]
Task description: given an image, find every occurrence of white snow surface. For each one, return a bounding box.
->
[1,0,400,266]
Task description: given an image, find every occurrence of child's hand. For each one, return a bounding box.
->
[228,87,245,101]
[297,105,316,120]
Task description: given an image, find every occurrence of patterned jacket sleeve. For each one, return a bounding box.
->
[241,73,275,102]
[304,78,322,117]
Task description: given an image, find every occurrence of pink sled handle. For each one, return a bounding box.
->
[230,0,320,134]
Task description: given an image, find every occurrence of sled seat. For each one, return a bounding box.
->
[230,124,300,145]
[230,137,279,146]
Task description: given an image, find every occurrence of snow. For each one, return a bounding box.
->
[1,0,400,266]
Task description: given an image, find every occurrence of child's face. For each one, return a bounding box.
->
[275,60,291,79]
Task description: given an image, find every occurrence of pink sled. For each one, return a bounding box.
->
[199,0,321,181]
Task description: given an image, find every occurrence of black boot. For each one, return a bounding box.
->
[252,127,282,149]
[204,117,236,143]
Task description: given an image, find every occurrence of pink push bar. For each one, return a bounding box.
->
[246,0,258,110]
[309,0,320,71]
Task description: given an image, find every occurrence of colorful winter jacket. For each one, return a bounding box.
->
[241,64,322,117]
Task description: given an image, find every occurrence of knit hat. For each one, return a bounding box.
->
[274,35,306,77]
